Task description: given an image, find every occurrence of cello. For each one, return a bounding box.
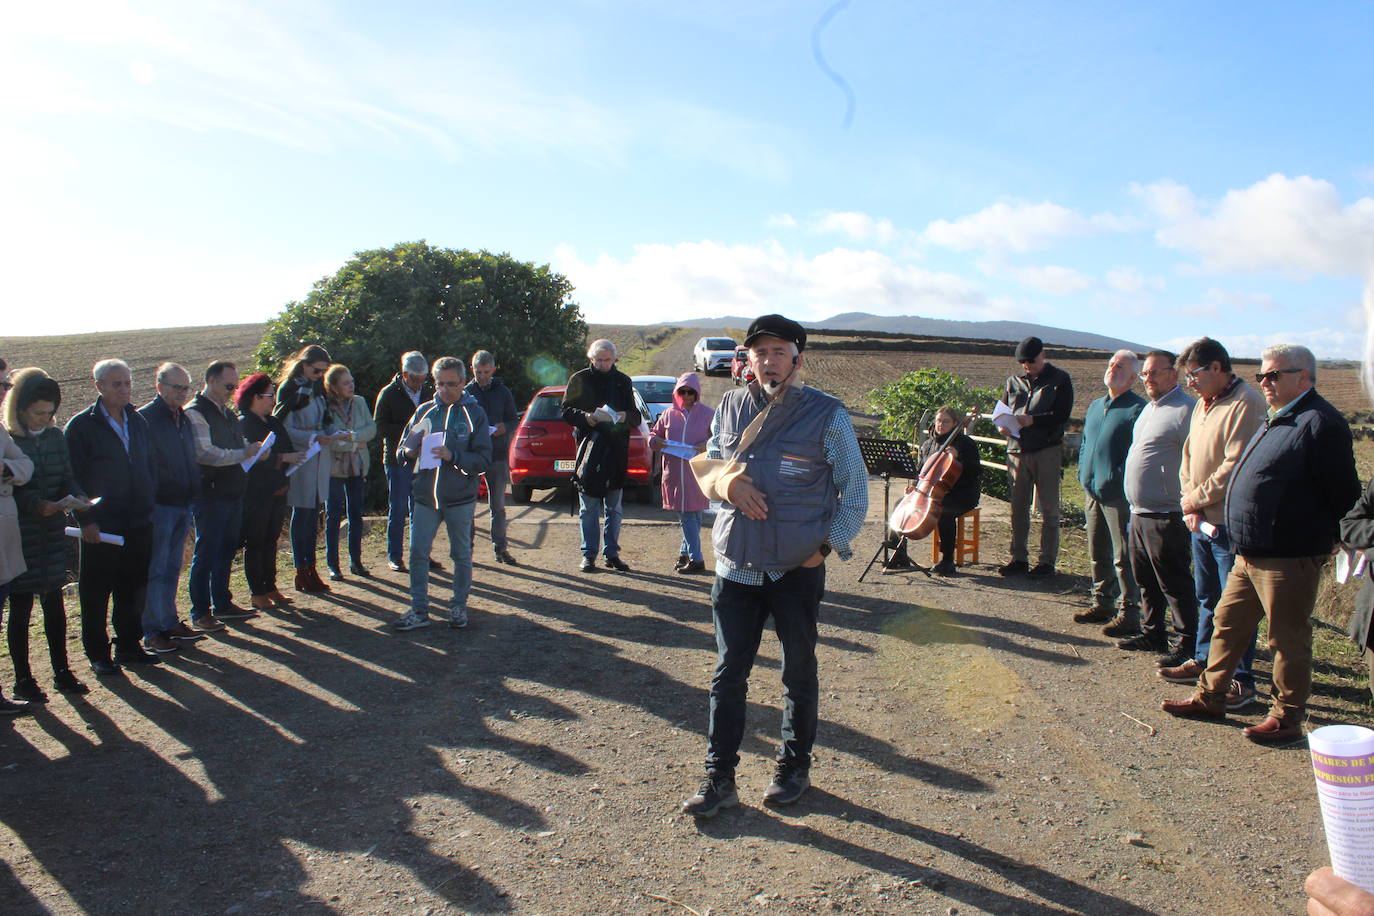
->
[888,407,980,541]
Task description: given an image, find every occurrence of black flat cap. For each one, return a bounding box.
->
[744,314,807,351]
[1014,336,1044,362]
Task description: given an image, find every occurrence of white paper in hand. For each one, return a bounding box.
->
[241,430,275,472]
[991,400,1021,439]
[284,436,321,477]
[593,404,618,425]
[417,431,445,471]
[64,526,124,546]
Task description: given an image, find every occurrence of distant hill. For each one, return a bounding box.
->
[677,312,1147,353]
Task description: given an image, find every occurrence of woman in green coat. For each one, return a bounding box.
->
[5,368,90,700]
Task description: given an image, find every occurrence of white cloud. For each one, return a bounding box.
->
[808,211,896,245]
[767,213,798,229]
[1163,327,1363,361]
[1104,266,1164,294]
[923,200,1130,253]
[977,255,1092,295]
[553,240,1014,325]
[1136,174,1374,275]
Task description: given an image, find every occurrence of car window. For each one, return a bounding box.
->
[525,394,564,422]
[706,338,735,349]
[634,380,675,403]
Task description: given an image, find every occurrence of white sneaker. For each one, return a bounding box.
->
[448,607,468,629]
[393,612,431,632]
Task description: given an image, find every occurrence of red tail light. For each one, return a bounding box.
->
[515,425,548,441]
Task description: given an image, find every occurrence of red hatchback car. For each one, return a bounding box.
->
[508,385,654,503]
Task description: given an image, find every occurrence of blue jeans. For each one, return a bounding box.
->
[678,510,704,562]
[326,475,366,570]
[578,488,623,560]
[409,501,474,616]
[145,503,191,637]
[706,564,825,776]
[385,464,413,564]
[290,506,320,568]
[1192,526,1256,687]
[189,498,243,620]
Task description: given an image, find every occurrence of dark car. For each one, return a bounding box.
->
[508,385,654,503]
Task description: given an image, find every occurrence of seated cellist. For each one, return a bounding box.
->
[884,406,983,576]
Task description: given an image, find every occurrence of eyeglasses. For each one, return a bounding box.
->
[256,391,275,400]
[677,388,696,396]
[1184,366,1208,380]
[1255,368,1303,384]
[224,382,237,391]
[1138,369,1175,378]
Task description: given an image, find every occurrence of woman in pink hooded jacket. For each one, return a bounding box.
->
[649,372,714,573]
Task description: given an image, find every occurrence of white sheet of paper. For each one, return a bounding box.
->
[1336,548,1369,585]
[64,526,124,546]
[241,430,275,472]
[991,400,1021,439]
[593,404,618,424]
[1199,521,1219,540]
[284,436,320,477]
[416,431,445,470]
[1310,725,1374,893]
[55,494,100,511]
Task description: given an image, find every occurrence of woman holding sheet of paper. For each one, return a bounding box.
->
[274,345,342,593]
[649,372,714,574]
[4,368,90,699]
[237,373,303,609]
[323,364,376,582]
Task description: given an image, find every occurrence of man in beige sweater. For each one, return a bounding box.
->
[1158,338,1267,709]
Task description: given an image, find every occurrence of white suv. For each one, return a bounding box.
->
[693,337,738,375]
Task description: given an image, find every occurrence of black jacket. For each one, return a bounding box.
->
[464,377,519,459]
[242,411,294,500]
[1340,478,1374,651]
[561,366,640,493]
[917,430,982,514]
[1225,390,1359,558]
[375,374,435,467]
[1003,362,1073,454]
[138,396,199,508]
[63,400,157,534]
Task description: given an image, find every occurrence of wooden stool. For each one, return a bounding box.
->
[930,507,980,566]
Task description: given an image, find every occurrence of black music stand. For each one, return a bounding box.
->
[856,437,924,582]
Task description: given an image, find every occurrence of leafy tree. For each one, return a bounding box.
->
[254,241,587,409]
[869,367,1009,499]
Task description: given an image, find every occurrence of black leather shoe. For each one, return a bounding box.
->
[1026,564,1056,578]
[428,558,445,572]
[579,557,597,572]
[1157,645,1193,668]
[1117,632,1168,652]
[674,553,689,570]
[678,560,707,574]
[113,648,162,666]
[89,658,124,677]
[495,551,519,566]
[349,561,369,577]
[998,560,1030,577]
[327,566,344,581]
[0,697,32,717]
[604,556,630,572]
[11,677,47,703]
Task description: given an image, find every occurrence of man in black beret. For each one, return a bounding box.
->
[1000,336,1074,578]
[681,314,867,817]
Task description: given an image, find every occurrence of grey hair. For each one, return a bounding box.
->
[1262,343,1317,383]
[402,350,428,375]
[431,356,466,380]
[471,349,495,368]
[1110,349,1139,374]
[156,362,189,385]
[92,359,131,383]
[587,339,617,360]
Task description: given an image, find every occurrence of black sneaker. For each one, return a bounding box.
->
[1117,632,1168,652]
[682,775,738,818]
[1026,564,1056,578]
[764,762,811,806]
[933,559,957,577]
[604,556,630,572]
[0,697,32,717]
[1157,645,1193,668]
[1073,607,1115,624]
[11,677,47,704]
[998,560,1030,577]
[579,557,597,573]
[113,648,162,666]
[1101,616,1141,638]
[53,669,90,695]
[89,658,124,677]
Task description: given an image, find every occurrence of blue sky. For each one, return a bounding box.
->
[5,1,1374,357]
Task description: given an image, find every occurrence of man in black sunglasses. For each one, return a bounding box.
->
[1163,343,1359,744]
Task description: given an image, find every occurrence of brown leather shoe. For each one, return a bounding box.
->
[251,594,275,610]
[1160,695,1225,719]
[1157,658,1205,684]
[309,567,332,592]
[268,589,294,605]
[1242,716,1303,744]
[294,568,317,593]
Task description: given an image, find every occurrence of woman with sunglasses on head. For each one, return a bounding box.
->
[323,363,376,581]
[274,345,343,593]
[236,373,304,609]
[4,368,89,701]
[649,372,715,573]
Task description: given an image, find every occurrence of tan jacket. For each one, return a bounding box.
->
[1179,377,1267,525]
[1,423,36,584]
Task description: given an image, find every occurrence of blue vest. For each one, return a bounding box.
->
[713,384,839,574]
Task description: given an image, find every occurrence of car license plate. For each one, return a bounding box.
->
[554,459,576,472]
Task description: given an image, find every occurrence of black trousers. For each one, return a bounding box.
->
[243,492,289,595]
[79,525,153,660]
[1128,511,1198,646]
[7,588,69,681]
